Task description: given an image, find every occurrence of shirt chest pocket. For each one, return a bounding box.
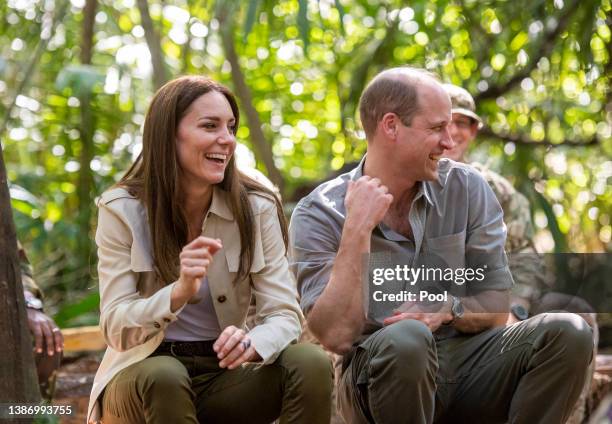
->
[423,231,466,270]
[223,231,266,311]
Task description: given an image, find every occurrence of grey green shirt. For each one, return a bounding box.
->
[289,156,513,320]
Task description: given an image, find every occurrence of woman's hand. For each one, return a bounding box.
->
[171,236,222,312]
[214,326,262,369]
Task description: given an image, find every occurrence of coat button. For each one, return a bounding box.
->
[217,295,227,303]
[153,322,161,328]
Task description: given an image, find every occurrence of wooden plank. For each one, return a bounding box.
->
[61,326,106,352]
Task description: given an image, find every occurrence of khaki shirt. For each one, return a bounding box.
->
[88,186,303,423]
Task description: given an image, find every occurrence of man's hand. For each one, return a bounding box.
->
[345,176,393,233]
[389,291,510,334]
[383,300,453,332]
[171,237,222,311]
[383,311,453,332]
[214,326,262,370]
[26,309,63,356]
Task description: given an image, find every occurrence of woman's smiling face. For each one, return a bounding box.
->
[176,90,237,188]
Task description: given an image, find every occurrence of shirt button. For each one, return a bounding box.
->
[153,322,161,328]
[217,295,227,303]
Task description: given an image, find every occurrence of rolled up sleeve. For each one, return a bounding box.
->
[289,202,340,314]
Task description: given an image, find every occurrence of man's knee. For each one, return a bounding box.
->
[370,320,436,378]
[535,312,593,364]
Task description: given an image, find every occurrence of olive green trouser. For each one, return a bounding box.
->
[338,312,593,424]
[101,342,333,424]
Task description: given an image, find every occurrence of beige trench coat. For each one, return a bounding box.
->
[87,186,303,423]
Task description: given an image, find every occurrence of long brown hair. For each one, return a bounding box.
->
[117,76,287,285]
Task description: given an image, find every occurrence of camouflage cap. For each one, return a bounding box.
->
[443,83,483,128]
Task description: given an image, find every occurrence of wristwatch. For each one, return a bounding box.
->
[450,295,464,321]
[24,292,43,311]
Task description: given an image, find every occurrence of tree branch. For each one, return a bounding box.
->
[474,0,580,102]
[136,0,169,89]
[339,15,397,141]
[342,18,397,117]
[479,126,600,147]
[217,4,285,192]
[458,0,496,69]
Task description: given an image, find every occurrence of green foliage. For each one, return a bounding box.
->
[0,0,610,324]
[55,65,105,98]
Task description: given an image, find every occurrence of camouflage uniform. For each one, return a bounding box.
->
[18,241,61,401]
[19,240,43,298]
[470,163,549,302]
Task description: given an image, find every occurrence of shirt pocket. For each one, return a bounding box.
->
[224,242,265,275]
[224,238,265,314]
[423,231,466,270]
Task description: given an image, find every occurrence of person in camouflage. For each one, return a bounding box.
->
[443,83,596,424]
[18,240,64,400]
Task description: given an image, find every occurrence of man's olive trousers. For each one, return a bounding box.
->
[338,312,593,424]
[101,342,333,423]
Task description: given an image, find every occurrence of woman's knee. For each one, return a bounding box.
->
[278,343,333,392]
[137,355,192,395]
[103,356,193,420]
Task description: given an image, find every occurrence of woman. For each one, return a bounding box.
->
[87,76,332,424]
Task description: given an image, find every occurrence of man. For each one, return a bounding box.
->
[443,83,597,423]
[19,241,64,400]
[290,67,593,423]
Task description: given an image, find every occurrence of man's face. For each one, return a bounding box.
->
[444,113,478,162]
[395,83,454,182]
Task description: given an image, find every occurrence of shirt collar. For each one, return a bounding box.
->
[352,154,435,207]
[208,185,234,221]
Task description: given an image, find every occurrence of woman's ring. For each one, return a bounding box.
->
[52,328,61,332]
[241,339,251,350]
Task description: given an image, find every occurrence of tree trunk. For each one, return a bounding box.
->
[76,0,97,284]
[137,0,169,89]
[218,6,285,193]
[80,0,97,65]
[0,139,41,417]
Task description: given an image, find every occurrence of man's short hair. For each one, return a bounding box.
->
[358,67,439,139]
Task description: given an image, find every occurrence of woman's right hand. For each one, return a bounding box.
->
[171,236,222,311]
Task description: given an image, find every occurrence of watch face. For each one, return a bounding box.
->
[511,304,529,321]
[26,297,43,310]
[452,296,464,318]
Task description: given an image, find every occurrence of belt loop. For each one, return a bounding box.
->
[169,341,177,357]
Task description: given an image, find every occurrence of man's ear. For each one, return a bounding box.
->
[470,122,479,139]
[380,112,399,139]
